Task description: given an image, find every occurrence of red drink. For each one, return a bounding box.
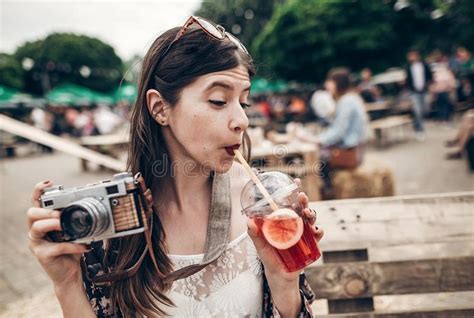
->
[241,171,322,272]
[253,212,321,272]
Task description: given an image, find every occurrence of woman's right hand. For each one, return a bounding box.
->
[27,180,89,289]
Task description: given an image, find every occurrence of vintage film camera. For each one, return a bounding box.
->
[41,172,147,243]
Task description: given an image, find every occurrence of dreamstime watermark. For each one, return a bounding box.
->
[148,144,327,180]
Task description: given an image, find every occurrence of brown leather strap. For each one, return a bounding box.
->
[85,171,232,284]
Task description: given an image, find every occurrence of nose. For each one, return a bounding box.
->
[229,102,249,133]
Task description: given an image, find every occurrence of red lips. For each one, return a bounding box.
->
[224,144,241,156]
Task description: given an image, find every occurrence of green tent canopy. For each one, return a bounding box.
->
[250,78,289,95]
[0,85,17,103]
[46,83,117,106]
[0,84,45,109]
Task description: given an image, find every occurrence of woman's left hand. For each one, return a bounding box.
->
[247,181,324,283]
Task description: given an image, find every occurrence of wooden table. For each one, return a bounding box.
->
[250,141,321,200]
[306,192,474,317]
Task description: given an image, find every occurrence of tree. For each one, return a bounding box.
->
[194,0,286,52]
[0,53,24,89]
[14,33,123,95]
[252,0,474,83]
[253,0,401,82]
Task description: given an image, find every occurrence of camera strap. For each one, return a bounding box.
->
[83,170,232,284]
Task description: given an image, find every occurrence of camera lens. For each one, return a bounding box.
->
[61,198,109,241]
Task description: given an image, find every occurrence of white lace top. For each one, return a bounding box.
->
[162,232,263,317]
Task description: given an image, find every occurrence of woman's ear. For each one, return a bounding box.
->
[146,89,170,126]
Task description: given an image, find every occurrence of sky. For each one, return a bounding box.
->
[0,0,202,60]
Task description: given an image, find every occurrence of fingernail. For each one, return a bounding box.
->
[43,180,51,184]
[134,172,142,179]
[85,244,92,249]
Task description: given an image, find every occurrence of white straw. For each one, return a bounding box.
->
[234,150,279,211]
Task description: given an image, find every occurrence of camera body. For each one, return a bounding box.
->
[41,172,146,243]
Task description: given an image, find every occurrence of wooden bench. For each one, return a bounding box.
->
[370,115,412,148]
[306,192,474,317]
[331,155,395,199]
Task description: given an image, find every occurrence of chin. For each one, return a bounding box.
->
[212,159,235,174]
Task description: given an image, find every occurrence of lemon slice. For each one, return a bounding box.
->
[262,208,304,250]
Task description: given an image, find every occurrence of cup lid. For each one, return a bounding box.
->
[240,171,298,214]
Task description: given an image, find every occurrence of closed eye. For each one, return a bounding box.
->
[209,100,226,107]
[240,103,251,109]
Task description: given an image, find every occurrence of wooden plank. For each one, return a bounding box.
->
[0,114,126,171]
[305,256,474,299]
[312,291,474,316]
[310,192,474,222]
[315,217,472,251]
[310,241,474,266]
[309,192,474,251]
[373,291,474,315]
[368,241,474,263]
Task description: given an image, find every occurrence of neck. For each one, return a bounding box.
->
[154,157,213,217]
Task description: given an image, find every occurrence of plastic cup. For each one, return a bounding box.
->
[241,171,321,272]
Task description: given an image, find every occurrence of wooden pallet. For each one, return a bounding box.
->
[306,192,474,317]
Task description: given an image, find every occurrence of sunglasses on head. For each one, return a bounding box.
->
[155,16,249,69]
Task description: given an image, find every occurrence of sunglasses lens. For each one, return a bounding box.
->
[195,17,224,39]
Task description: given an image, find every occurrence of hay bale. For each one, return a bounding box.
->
[331,156,395,199]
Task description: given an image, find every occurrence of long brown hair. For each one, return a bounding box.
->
[106,26,255,316]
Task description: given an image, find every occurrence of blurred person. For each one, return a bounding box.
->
[287,94,306,122]
[445,109,474,160]
[94,104,124,134]
[456,47,474,100]
[26,16,322,317]
[254,95,271,119]
[357,68,381,103]
[30,107,54,153]
[405,49,433,140]
[429,50,456,123]
[64,107,97,137]
[310,88,336,126]
[296,67,368,199]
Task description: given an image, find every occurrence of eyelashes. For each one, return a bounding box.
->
[208,100,250,109]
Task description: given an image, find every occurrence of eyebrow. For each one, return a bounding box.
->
[205,81,251,93]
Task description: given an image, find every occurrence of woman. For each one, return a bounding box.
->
[27,17,323,317]
[297,68,368,198]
